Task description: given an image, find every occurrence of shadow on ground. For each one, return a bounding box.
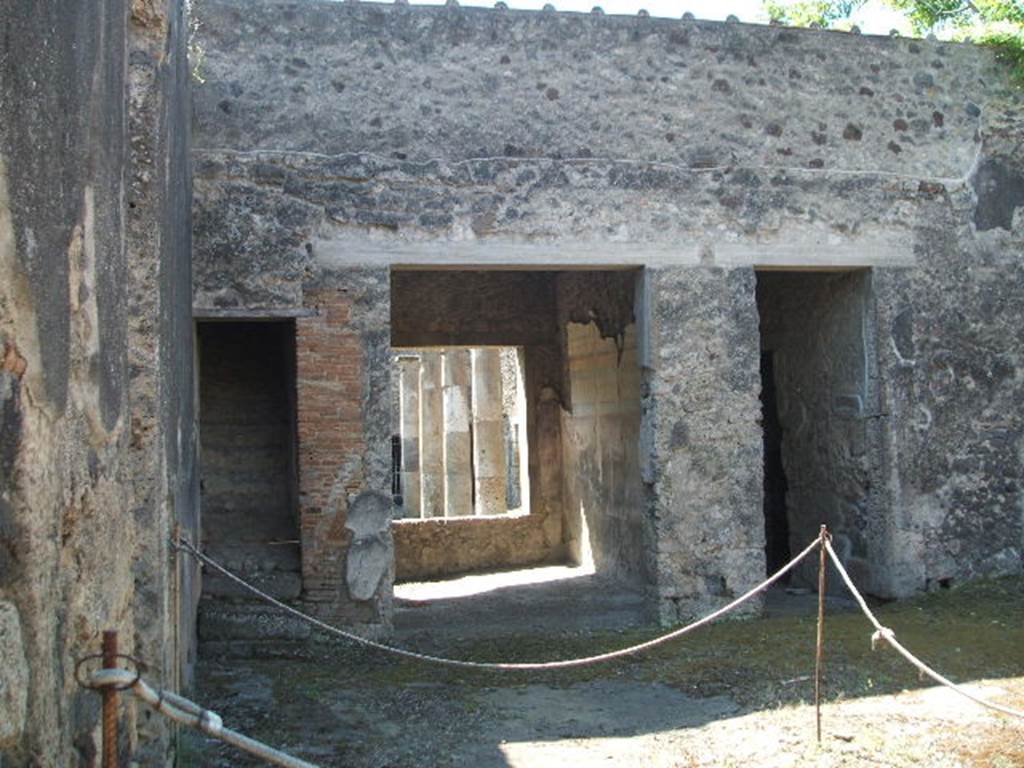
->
[394,565,649,643]
[185,571,1024,768]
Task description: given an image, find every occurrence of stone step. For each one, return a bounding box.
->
[201,476,291,497]
[201,513,299,543]
[200,542,301,599]
[204,542,301,570]
[197,600,312,643]
[202,568,302,600]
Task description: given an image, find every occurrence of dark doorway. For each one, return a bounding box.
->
[755,269,877,590]
[760,351,791,577]
[197,321,301,603]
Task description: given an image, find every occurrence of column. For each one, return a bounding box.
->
[442,349,473,517]
[514,347,531,511]
[471,348,508,516]
[398,356,421,517]
[419,351,445,518]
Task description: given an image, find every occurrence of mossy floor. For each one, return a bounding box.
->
[187,575,1024,767]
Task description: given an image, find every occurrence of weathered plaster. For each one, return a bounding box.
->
[0,1,196,763]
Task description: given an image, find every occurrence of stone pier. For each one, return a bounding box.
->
[471,348,509,516]
[419,352,445,518]
[443,350,474,517]
[398,356,421,517]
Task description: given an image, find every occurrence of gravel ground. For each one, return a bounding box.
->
[184,572,1024,768]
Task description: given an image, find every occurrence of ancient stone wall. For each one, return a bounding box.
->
[874,212,1024,594]
[391,271,557,348]
[645,267,767,620]
[193,0,1007,273]
[0,0,195,763]
[128,1,201,734]
[193,0,1024,620]
[394,513,561,580]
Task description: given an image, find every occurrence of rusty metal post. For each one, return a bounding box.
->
[814,525,828,743]
[102,630,119,768]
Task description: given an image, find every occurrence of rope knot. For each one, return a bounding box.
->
[870,626,895,651]
[200,709,224,738]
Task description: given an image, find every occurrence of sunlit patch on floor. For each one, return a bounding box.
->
[396,563,597,602]
[492,678,1024,768]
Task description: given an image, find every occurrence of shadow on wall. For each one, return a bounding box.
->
[562,321,645,584]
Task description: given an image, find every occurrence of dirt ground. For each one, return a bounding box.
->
[184,572,1024,767]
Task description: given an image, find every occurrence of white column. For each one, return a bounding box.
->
[419,351,445,518]
[443,349,474,517]
[398,356,421,517]
[471,348,508,516]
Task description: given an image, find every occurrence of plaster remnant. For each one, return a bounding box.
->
[0,158,46,422]
[68,187,111,447]
[345,491,394,601]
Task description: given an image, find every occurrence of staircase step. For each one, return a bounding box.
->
[198,600,311,643]
[202,569,302,600]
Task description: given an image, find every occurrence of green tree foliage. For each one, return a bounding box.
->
[763,0,864,26]
[982,28,1024,81]
[885,0,1023,31]
[763,0,1023,81]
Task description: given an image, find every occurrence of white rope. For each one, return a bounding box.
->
[89,669,320,768]
[91,530,1018,768]
[177,535,821,671]
[824,540,1024,720]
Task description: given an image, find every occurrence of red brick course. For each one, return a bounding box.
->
[295,288,368,609]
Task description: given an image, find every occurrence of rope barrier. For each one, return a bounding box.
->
[824,539,1024,720]
[174,535,821,671]
[78,527,1022,768]
[87,668,319,768]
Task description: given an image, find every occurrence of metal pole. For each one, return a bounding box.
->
[814,525,828,743]
[102,630,119,768]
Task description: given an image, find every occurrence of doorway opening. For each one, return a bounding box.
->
[756,269,877,590]
[196,321,301,629]
[389,268,651,629]
[760,350,791,578]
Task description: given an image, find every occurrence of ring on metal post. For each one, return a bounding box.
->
[74,653,146,691]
